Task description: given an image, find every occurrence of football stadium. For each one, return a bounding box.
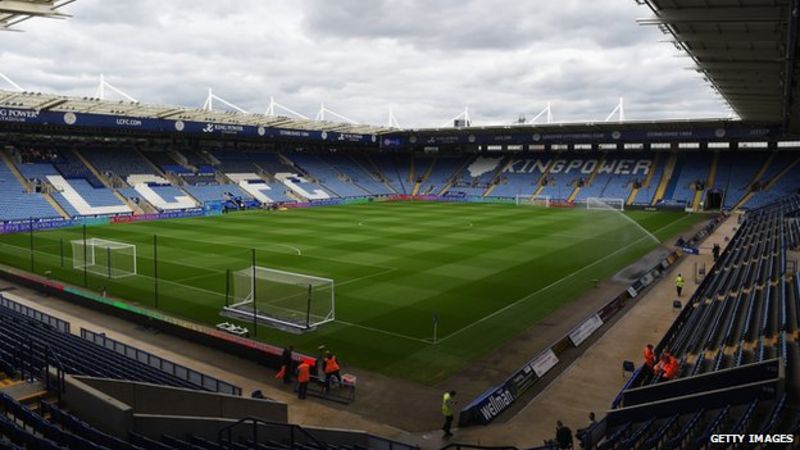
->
[0,0,798,449]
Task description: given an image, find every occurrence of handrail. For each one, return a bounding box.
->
[43,344,66,407]
[0,294,71,333]
[366,432,421,450]
[217,416,328,450]
[81,328,242,396]
[439,444,519,450]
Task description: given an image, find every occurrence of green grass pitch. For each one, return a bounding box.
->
[0,201,706,384]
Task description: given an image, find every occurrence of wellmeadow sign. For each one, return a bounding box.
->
[460,348,560,425]
[0,107,377,145]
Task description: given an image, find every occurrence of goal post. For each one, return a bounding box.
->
[71,238,137,279]
[515,194,550,208]
[586,197,625,212]
[223,266,335,332]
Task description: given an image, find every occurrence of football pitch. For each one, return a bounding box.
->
[0,201,706,384]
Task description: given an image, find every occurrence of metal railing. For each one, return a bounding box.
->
[0,294,70,332]
[44,344,66,407]
[218,417,327,450]
[80,329,242,396]
[366,433,420,450]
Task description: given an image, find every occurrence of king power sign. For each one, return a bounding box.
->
[504,158,652,176]
[0,108,39,123]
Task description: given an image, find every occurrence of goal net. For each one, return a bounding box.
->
[586,197,625,212]
[516,194,550,208]
[223,266,335,332]
[72,238,137,279]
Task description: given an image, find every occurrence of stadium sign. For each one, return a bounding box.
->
[0,107,377,145]
[460,347,559,426]
[504,158,653,176]
[387,126,780,148]
[568,314,604,347]
[0,107,39,122]
[477,387,515,423]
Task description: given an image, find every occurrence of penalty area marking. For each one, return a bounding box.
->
[275,244,302,256]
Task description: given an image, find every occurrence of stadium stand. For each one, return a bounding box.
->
[489,156,550,199]
[416,155,470,196]
[80,147,158,181]
[52,149,105,189]
[538,153,588,201]
[660,152,712,207]
[0,295,418,450]
[0,160,60,221]
[1,144,799,222]
[353,153,405,194]
[288,153,370,197]
[712,152,768,210]
[580,193,800,448]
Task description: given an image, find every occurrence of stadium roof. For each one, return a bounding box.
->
[0,89,393,135]
[0,0,74,31]
[638,0,800,133]
[401,116,774,135]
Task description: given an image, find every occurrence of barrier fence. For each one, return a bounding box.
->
[80,329,242,396]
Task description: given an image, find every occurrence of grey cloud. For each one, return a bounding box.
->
[0,0,727,128]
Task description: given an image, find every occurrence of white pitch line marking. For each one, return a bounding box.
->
[435,214,692,344]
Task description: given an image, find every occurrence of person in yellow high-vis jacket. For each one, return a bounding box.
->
[441,390,457,438]
[675,274,685,297]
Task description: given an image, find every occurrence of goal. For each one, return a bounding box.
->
[223,266,335,332]
[72,238,137,279]
[586,197,625,211]
[515,194,550,208]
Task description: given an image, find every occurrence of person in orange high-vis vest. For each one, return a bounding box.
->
[323,351,341,392]
[643,344,656,373]
[296,360,311,399]
[662,356,679,381]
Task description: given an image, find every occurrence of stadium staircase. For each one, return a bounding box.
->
[414,156,437,196]
[71,150,114,190]
[43,194,71,219]
[408,154,417,193]
[651,152,678,206]
[72,149,146,213]
[479,156,512,198]
[439,155,476,196]
[627,153,660,206]
[692,151,719,211]
[763,155,800,192]
[348,154,398,194]
[167,149,198,172]
[567,156,604,203]
[732,152,777,210]
[530,158,557,200]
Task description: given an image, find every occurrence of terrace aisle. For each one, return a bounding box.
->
[414,215,739,448]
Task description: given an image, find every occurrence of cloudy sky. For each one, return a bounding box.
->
[1,0,730,128]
